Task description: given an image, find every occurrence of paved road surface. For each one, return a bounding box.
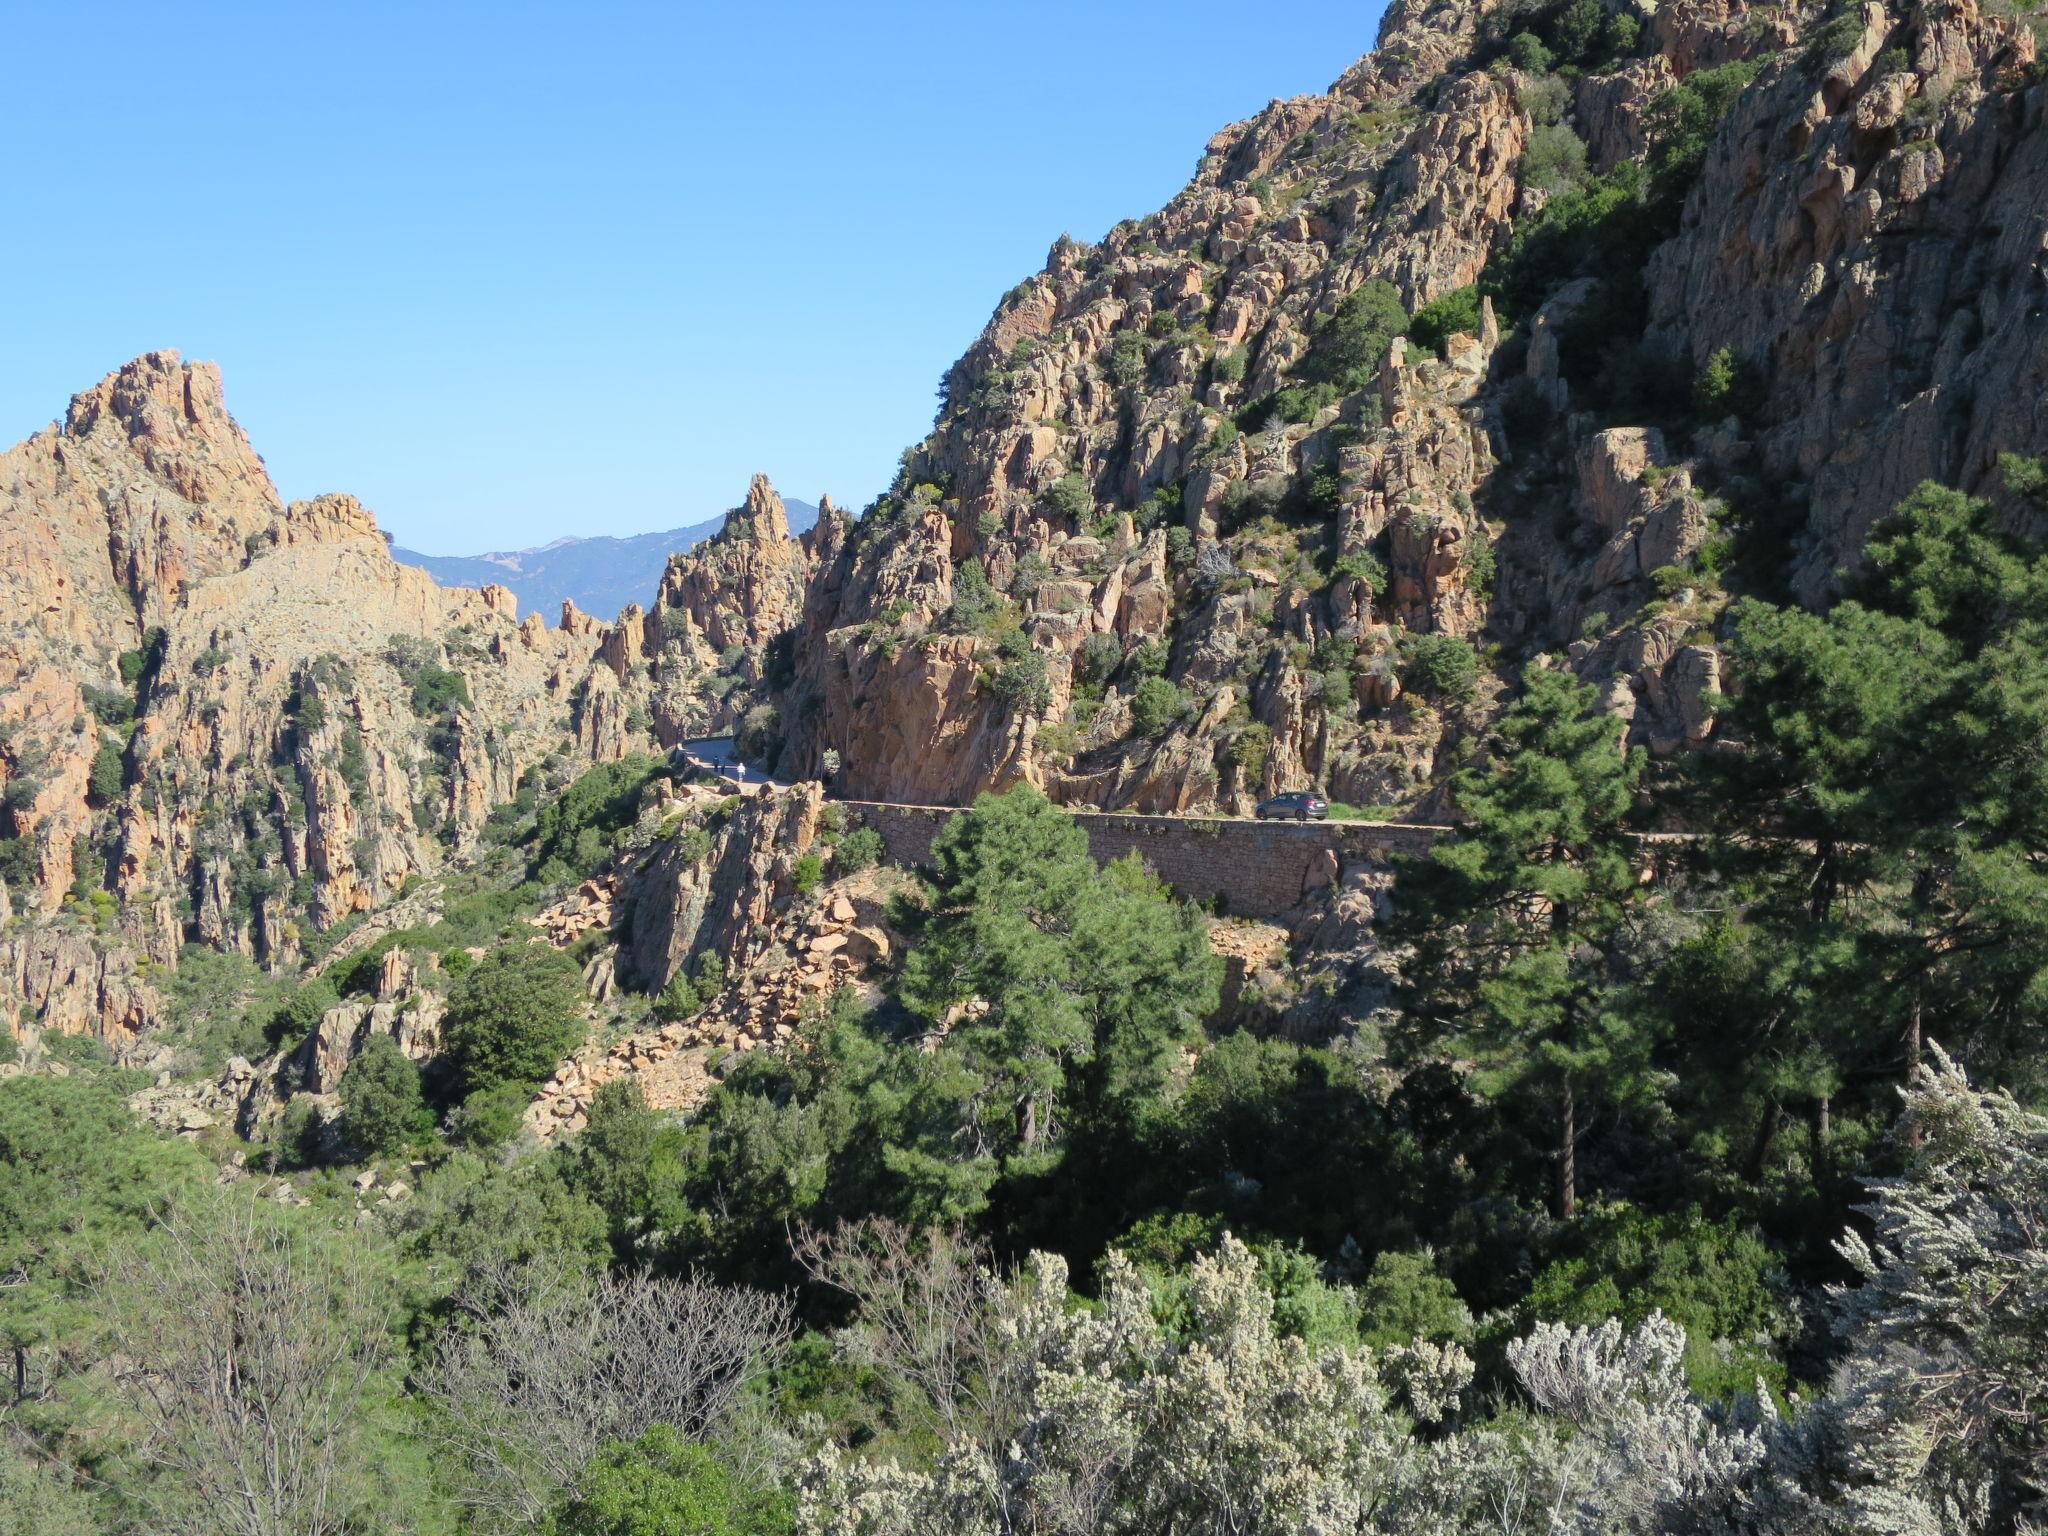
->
[671,737,1704,843]
[675,737,792,795]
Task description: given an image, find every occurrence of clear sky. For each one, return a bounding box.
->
[3,1,1388,555]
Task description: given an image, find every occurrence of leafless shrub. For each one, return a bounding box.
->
[93,1190,391,1536]
[418,1257,793,1528]
[793,1217,1031,1451]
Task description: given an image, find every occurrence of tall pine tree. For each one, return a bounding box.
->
[1388,665,1650,1217]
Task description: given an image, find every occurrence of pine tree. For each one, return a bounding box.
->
[1712,472,2048,1118]
[899,787,1218,1179]
[1388,665,1649,1218]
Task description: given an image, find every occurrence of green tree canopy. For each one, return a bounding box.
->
[337,1034,429,1160]
[0,1077,208,1401]
[899,787,1220,1199]
[552,1426,792,1536]
[442,943,587,1102]
[1388,665,1649,1217]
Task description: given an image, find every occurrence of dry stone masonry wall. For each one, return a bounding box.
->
[844,800,1440,920]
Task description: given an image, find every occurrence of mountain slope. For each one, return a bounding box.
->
[392,499,819,622]
[748,0,2046,819]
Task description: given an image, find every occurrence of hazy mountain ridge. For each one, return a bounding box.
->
[393,500,818,622]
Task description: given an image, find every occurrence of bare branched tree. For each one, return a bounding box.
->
[793,1217,1032,1452]
[92,1191,391,1536]
[418,1257,793,1529]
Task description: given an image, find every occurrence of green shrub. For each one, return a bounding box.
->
[82,685,134,727]
[1131,676,1189,737]
[1076,632,1124,686]
[448,1082,531,1153]
[1508,30,1554,72]
[1044,472,1093,524]
[266,977,339,1051]
[338,1035,429,1159]
[1229,723,1274,780]
[791,854,824,895]
[529,755,666,881]
[832,826,885,875]
[1135,483,1183,533]
[442,944,586,1101]
[1521,123,1588,193]
[87,742,125,806]
[1693,346,1767,423]
[1648,564,1697,598]
[653,972,701,1023]
[694,953,726,996]
[1525,1202,1790,1398]
[1358,1248,1475,1348]
[409,663,470,718]
[1331,549,1390,595]
[1104,331,1149,387]
[1301,280,1409,391]
[944,558,1006,636]
[1408,286,1484,354]
[991,642,1051,715]
[1128,639,1170,678]
[550,1425,792,1536]
[1212,346,1249,384]
[1401,634,1481,701]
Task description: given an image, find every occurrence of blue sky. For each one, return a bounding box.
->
[3,1,1387,555]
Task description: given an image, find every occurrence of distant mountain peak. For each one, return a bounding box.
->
[391,494,819,623]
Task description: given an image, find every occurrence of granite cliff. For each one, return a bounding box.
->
[756,0,2047,819]
[9,0,2048,1119]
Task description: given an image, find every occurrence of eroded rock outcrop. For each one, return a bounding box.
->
[0,353,623,1048]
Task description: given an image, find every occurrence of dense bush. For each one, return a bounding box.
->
[530,754,667,882]
[442,944,587,1102]
[338,1034,429,1159]
[1407,285,1484,354]
[1520,122,1588,192]
[1400,634,1481,701]
[832,826,884,875]
[1236,280,1407,430]
[552,1425,792,1536]
[1130,675,1189,736]
[87,741,124,806]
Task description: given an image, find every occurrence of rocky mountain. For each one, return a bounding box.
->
[0,352,681,1052]
[746,0,2048,820]
[8,0,2048,1120]
[392,499,818,623]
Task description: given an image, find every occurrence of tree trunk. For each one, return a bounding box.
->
[1555,1078,1577,1220]
[1745,1098,1783,1184]
[11,1343,24,1403]
[1809,1094,1831,1180]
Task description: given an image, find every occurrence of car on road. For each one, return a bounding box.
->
[1255,792,1329,822]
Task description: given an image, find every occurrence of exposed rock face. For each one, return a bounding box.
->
[1644,0,2045,598]
[618,782,827,995]
[746,0,2048,820]
[595,475,825,749]
[0,353,627,1049]
[751,0,1561,811]
[655,475,810,655]
[529,860,906,1140]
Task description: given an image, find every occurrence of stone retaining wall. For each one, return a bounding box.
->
[841,801,1443,919]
